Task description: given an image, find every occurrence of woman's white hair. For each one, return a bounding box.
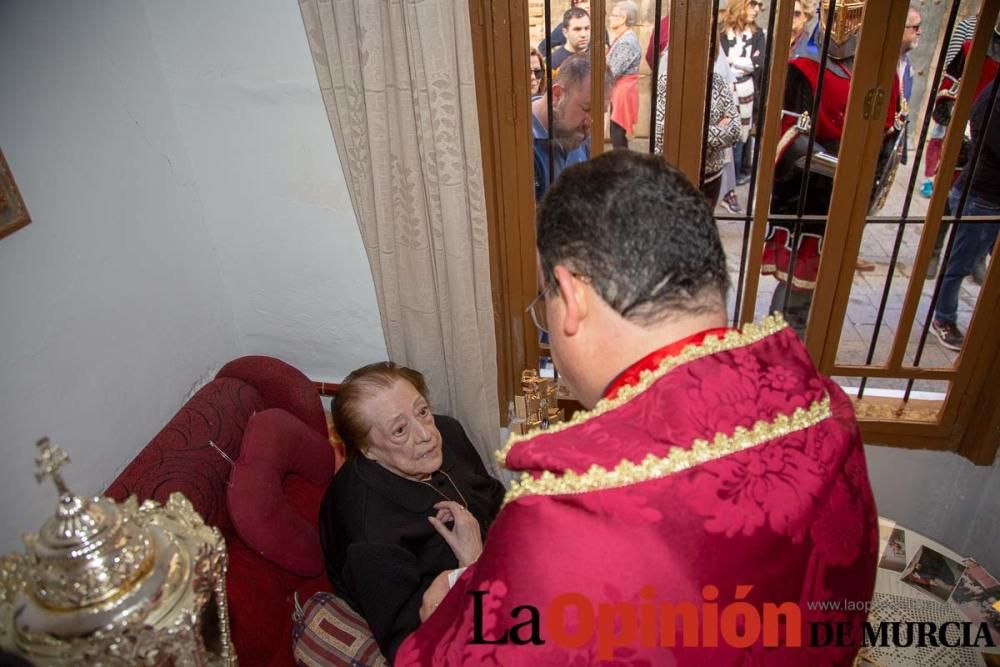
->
[614,0,638,26]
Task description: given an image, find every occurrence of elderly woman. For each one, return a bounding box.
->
[607,0,641,149]
[318,362,505,662]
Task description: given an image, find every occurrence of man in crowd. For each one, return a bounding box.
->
[531,54,598,201]
[898,4,920,165]
[932,86,1000,351]
[548,7,591,72]
[397,150,878,665]
[537,0,591,54]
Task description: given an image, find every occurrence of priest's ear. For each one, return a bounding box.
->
[552,265,589,336]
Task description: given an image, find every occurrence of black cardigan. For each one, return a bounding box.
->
[318,415,505,662]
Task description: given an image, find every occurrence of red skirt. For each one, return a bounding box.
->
[610,73,640,135]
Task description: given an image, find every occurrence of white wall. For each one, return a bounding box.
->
[0,1,242,552]
[865,445,1000,573]
[0,0,385,553]
[143,0,387,382]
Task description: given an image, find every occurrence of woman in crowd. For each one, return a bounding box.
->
[318,362,505,662]
[720,0,765,209]
[703,45,742,208]
[607,0,641,149]
[789,0,816,57]
[529,46,547,97]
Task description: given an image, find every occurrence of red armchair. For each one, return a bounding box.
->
[105,356,338,667]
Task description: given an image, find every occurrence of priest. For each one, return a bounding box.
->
[397,150,878,665]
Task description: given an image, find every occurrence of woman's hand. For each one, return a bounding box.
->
[428,500,483,567]
[419,570,453,622]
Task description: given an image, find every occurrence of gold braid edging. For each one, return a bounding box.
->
[501,394,832,506]
[496,314,789,466]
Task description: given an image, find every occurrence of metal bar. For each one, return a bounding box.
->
[887,0,1000,372]
[699,2,721,188]
[780,0,838,317]
[906,69,1000,404]
[589,0,606,155]
[731,0,781,327]
[545,0,555,183]
[648,0,665,155]
[857,0,963,398]
[737,0,796,326]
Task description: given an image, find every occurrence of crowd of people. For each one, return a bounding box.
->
[528,1,996,352]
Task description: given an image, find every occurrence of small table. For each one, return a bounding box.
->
[864,517,1000,667]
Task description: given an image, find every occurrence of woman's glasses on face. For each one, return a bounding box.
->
[531,68,544,79]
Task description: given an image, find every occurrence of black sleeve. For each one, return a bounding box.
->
[973,90,1000,168]
[342,543,429,663]
[750,30,766,74]
[783,65,815,117]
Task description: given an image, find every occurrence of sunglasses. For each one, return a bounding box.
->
[793,10,802,17]
[531,68,544,78]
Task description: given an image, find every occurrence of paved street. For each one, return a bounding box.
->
[714,158,986,395]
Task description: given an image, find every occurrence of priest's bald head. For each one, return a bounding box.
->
[534,149,730,408]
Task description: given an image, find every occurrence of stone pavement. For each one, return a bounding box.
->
[714,158,986,395]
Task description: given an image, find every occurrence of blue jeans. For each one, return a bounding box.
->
[933,191,1000,326]
[734,138,746,179]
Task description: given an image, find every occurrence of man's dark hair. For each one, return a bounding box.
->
[537,150,729,324]
[562,6,589,28]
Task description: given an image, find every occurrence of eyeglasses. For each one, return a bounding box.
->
[531,68,544,78]
[905,24,921,32]
[526,273,590,335]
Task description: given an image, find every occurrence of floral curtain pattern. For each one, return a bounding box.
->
[298,0,501,472]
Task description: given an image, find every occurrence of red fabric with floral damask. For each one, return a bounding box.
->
[396,316,878,666]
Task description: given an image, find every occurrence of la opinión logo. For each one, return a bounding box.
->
[466,585,997,658]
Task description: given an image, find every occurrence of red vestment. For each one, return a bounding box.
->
[397,316,879,665]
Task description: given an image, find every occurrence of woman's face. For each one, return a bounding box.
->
[530,55,543,95]
[360,379,443,480]
[608,5,627,30]
[745,0,761,24]
[792,2,806,36]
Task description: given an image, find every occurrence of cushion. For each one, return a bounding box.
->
[292,593,387,667]
[228,408,336,577]
[217,356,329,439]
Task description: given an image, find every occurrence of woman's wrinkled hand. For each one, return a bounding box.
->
[428,500,483,567]
[419,570,452,623]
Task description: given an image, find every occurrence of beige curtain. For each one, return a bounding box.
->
[299,0,501,472]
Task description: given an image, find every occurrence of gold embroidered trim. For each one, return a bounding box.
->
[496,314,789,465]
[501,394,832,506]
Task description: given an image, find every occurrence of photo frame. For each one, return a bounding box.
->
[0,148,31,241]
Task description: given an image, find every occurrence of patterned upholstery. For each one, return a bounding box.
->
[293,593,387,667]
[104,356,333,667]
[105,377,261,533]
